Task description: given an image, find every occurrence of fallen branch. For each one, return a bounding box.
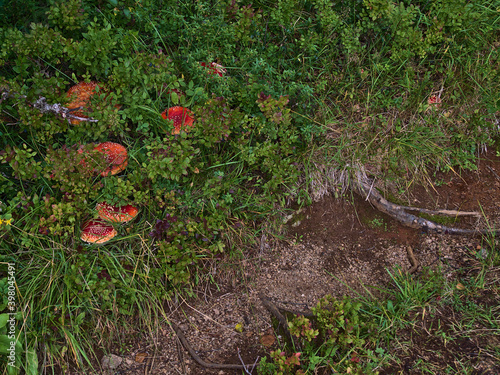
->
[351,171,498,236]
[169,321,256,370]
[1,89,98,124]
[32,96,98,124]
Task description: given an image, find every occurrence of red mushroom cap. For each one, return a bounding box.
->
[200,62,225,77]
[80,220,117,244]
[66,81,121,125]
[94,142,128,176]
[96,202,139,223]
[427,95,442,108]
[66,82,101,125]
[161,106,195,135]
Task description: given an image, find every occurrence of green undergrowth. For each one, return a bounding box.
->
[0,0,499,373]
[260,247,500,374]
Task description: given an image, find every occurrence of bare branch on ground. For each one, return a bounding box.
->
[1,90,98,124]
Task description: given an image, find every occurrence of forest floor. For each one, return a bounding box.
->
[89,150,500,375]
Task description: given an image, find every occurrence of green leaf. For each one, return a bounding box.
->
[0,334,13,354]
[75,312,86,325]
[7,364,20,375]
[171,91,179,105]
[25,349,39,375]
[0,313,9,329]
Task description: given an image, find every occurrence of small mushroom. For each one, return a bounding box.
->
[427,95,442,108]
[96,202,139,223]
[94,142,128,176]
[80,220,117,244]
[161,106,195,135]
[200,62,226,77]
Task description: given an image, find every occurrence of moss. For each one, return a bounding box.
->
[382,189,408,207]
[418,213,460,225]
[289,212,306,227]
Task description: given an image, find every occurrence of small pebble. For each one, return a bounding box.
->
[101,354,122,370]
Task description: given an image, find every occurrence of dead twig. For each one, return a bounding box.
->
[486,166,500,182]
[237,347,259,374]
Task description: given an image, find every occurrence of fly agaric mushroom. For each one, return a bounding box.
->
[96,202,139,223]
[427,94,442,109]
[66,82,101,125]
[94,142,128,176]
[200,62,226,77]
[161,106,195,134]
[66,81,120,125]
[80,219,117,244]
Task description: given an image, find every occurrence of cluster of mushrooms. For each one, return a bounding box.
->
[77,141,139,244]
[70,61,224,244]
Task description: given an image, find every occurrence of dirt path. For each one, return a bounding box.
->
[96,151,500,375]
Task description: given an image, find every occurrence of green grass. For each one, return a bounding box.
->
[0,0,499,373]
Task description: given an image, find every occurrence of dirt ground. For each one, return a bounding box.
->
[88,150,500,375]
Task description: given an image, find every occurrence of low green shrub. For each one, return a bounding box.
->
[259,295,386,374]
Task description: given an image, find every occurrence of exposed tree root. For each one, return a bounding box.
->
[169,321,255,371]
[260,294,297,349]
[398,206,480,218]
[258,294,325,353]
[259,294,314,318]
[351,171,499,236]
[170,297,314,371]
[406,246,419,274]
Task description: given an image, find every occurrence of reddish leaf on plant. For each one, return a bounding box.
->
[161,106,195,135]
[165,88,185,97]
[96,202,139,223]
[200,62,226,77]
[80,220,117,244]
[285,352,301,366]
[350,356,360,363]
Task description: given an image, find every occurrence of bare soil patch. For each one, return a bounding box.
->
[73,151,500,374]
